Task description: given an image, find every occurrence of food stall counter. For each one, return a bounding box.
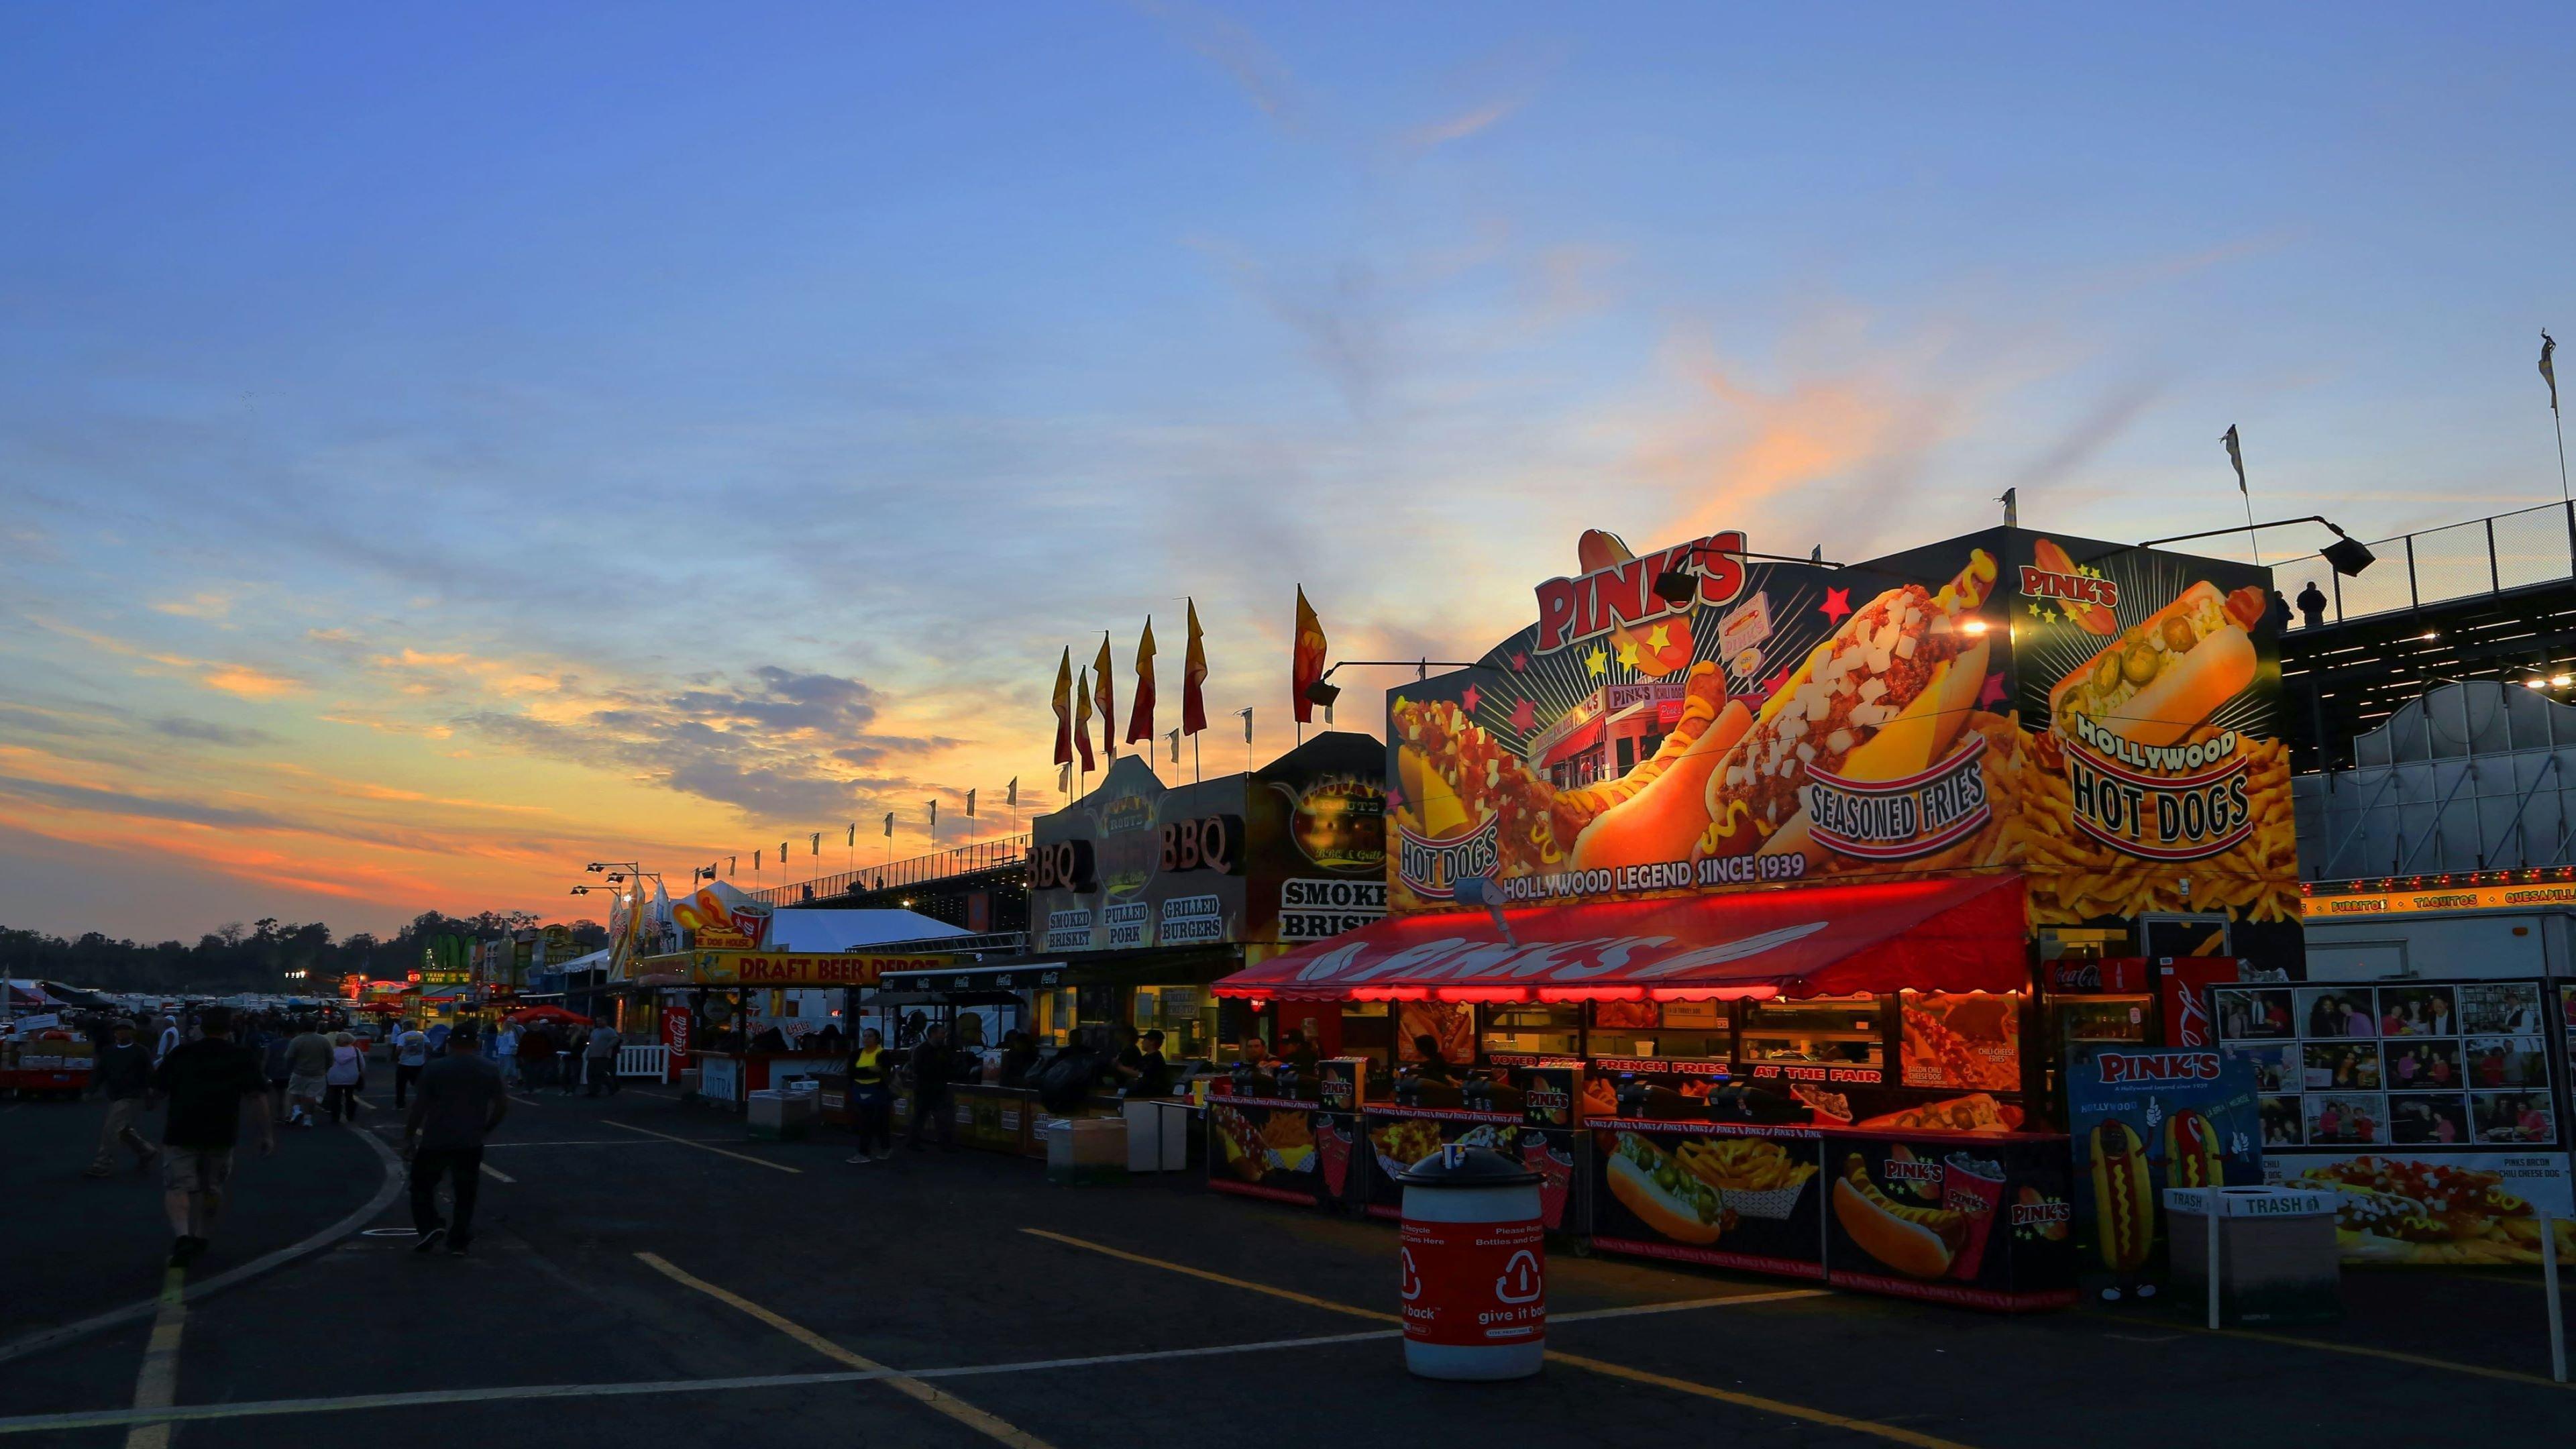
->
[692,1050,841,1107]
[1360,1102,1586,1233]
[892,1081,1045,1157]
[1208,1091,1364,1208]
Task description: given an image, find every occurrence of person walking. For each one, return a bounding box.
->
[843,1028,895,1165]
[86,1018,160,1177]
[261,1026,293,1124]
[494,1020,521,1085]
[154,1015,181,1066]
[392,1020,431,1108]
[150,1006,274,1268]
[519,1022,557,1090]
[904,1023,957,1152]
[405,1025,508,1257]
[583,1020,623,1097]
[323,1031,365,1123]
[284,1020,333,1127]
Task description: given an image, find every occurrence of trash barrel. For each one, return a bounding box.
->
[1395,1143,1546,1380]
[2165,1186,2342,1326]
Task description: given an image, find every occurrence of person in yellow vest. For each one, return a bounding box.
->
[843,1029,894,1165]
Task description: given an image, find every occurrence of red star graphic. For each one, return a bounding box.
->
[1509,651,1529,672]
[1977,671,2008,708]
[1383,780,1405,810]
[1509,697,1537,731]
[1461,684,1483,714]
[1819,587,1852,624]
[1761,664,1794,696]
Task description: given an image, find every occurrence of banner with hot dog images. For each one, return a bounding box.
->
[1361,1110,1583,1232]
[1205,1096,1354,1209]
[1588,1120,1825,1277]
[1381,525,2298,947]
[1822,1130,2077,1311]
[2064,1044,2263,1302]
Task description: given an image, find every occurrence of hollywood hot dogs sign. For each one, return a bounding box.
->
[1383,524,2295,927]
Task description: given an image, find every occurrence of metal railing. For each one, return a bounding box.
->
[2278,500,2576,631]
[742,835,1032,907]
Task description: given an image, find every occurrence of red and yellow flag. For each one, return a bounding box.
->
[1050,647,1073,766]
[1126,617,1157,745]
[1091,636,1116,760]
[1292,586,1328,723]
[1181,598,1209,736]
[1073,665,1097,771]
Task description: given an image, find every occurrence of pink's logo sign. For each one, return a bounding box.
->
[2096,1051,2218,1085]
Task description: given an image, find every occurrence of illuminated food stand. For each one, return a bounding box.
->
[623,883,970,1108]
[1210,519,2308,1309]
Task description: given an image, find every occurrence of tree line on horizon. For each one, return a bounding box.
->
[0,912,612,996]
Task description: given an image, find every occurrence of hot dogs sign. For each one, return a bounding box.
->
[1384,525,2297,928]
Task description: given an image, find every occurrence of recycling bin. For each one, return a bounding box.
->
[1397,1144,1546,1381]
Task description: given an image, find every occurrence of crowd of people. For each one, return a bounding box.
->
[54,1002,624,1269]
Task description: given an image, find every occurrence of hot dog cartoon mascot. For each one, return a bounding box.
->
[2088,1121,2157,1301]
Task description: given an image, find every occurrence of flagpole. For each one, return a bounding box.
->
[2243,488,2264,570]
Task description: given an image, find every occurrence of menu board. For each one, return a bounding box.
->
[2220,977,2575,1264]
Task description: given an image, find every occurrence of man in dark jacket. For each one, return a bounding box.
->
[87,1018,159,1177]
[904,1024,956,1151]
[150,1006,274,1267]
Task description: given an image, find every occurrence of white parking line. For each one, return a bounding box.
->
[600,1120,800,1174]
[119,1271,187,1449]
[478,1163,515,1183]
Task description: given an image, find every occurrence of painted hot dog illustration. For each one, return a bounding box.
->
[1829,1154,1968,1279]
[1699,552,1998,863]
[2162,1109,2222,1190]
[2088,1121,2155,1273]
[1607,1132,1725,1244]
[2048,580,2266,749]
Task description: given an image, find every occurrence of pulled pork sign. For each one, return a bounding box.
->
[1381,524,2298,951]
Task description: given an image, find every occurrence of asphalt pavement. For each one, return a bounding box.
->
[3,1080,2571,1448]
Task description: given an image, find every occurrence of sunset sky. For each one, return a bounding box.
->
[5,5,2573,942]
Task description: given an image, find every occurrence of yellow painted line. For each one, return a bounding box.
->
[122,1269,188,1449]
[478,1163,515,1183]
[1017,1229,1967,1448]
[1546,1349,1976,1448]
[601,1119,800,1173]
[2172,1321,2574,1391]
[1019,1228,1397,1322]
[635,1253,1053,1448]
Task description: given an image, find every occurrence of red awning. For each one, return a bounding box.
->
[1220,873,2026,1004]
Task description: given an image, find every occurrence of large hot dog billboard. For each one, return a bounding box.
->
[1385,526,2299,953]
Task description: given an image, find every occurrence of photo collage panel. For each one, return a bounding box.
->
[2218,982,2559,1150]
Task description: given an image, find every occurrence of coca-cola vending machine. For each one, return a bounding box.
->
[2040,957,2241,1114]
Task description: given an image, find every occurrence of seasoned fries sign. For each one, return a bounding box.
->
[1383,525,2298,935]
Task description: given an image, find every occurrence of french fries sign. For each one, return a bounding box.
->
[1385,525,2298,928]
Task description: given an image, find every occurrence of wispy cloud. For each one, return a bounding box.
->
[150,714,278,748]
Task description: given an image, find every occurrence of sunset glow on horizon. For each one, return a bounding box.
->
[7,5,2574,943]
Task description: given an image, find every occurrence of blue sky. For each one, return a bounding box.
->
[4,3,2573,939]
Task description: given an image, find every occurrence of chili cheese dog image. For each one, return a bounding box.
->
[2049,581,2266,749]
[1606,1132,1725,1244]
[2162,1110,2222,1191]
[2089,1121,2155,1272]
[1699,556,1997,861]
[1830,1155,1967,1279]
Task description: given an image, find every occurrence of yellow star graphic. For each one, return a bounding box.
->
[1646,623,1672,651]
[1616,639,1640,668]
[1585,646,1609,677]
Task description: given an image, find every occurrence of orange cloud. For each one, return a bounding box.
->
[199,665,303,699]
